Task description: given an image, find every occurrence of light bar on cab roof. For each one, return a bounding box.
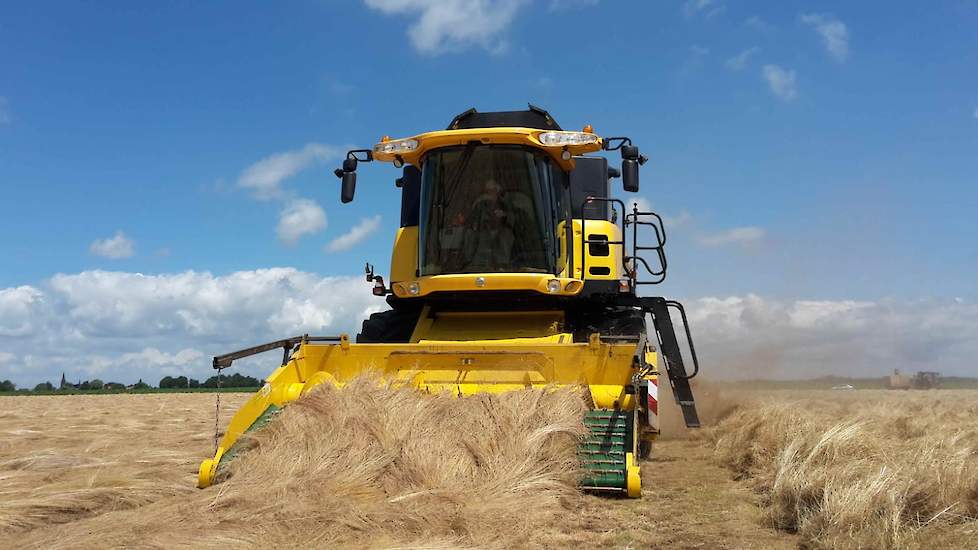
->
[374,137,419,155]
[537,131,599,146]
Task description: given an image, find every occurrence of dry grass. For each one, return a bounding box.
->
[711,390,978,549]
[10,378,973,548]
[0,392,247,534]
[4,377,589,548]
[0,377,797,549]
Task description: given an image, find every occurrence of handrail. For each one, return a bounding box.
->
[664,300,699,380]
[212,335,343,369]
[625,205,667,285]
[575,198,669,287]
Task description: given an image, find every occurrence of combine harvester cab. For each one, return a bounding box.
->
[198,106,701,497]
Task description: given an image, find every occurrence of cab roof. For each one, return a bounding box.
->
[447,104,561,131]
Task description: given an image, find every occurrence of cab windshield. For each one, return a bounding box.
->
[419,144,562,276]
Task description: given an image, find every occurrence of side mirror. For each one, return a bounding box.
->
[337,157,359,203]
[620,145,645,193]
[341,171,356,203]
[334,149,374,204]
[622,159,639,192]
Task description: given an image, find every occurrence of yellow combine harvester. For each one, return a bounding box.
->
[198,106,701,497]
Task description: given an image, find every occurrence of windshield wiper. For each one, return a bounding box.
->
[442,141,479,210]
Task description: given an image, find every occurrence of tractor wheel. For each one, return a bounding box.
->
[639,439,653,460]
[571,307,647,342]
[356,309,419,343]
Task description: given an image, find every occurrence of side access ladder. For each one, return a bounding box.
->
[578,296,701,497]
[579,410,633,493]
[642,296,700,428]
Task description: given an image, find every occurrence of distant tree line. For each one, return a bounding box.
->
[159,373,260,388]
[0,373,262,394]
[203,373,262,388]
[158,376,199,389]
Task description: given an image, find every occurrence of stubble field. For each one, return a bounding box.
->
[0,383,975,549]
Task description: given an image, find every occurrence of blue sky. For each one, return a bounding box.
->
[1,1,976,385]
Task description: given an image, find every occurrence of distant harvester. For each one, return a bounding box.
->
[888,369,940,390]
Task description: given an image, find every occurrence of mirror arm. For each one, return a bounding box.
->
[334,149,375,203]
[602,136,633,151]
[347,149,374,162]
[364,262,389,296]
[334,149,375,179]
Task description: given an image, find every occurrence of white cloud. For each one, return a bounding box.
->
[762,64,798,102]
[277,198,327,246]
[630,197,653,213]
[664,210,692,228]
[684,0,724,18]
[548,0,598,10]
[80,347,208,378]
[800,13,849,62]
[238,143,339,199]
[89,231,135,259]
[364,0,527,55]
[973,106,978,119]
[744,15,771,31]
[328,80,354,95]
[533,76,554,90]
[686,295,978,379]
[2,269,977,384]
[626,198,691,229]
[117,347,205,368]
[326,215,383,252]
[0,268,385,385]
[0,286,43,337]
[697,226,764,247]
[725,47,759,71]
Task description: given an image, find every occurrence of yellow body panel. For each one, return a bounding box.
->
[372,127,602,171]
[392,273,584,298]
[197,332,640,488]
[558,219,623,281]
[414,310,564,342]
[390,226,419,283]
[625,453,642,498]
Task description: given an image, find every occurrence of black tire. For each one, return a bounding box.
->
[356,309,419,343]
[606,308,646,337]
[639,439,653,460]
[570,307,647,342]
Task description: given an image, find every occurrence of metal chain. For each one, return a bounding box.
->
[213,366,224,453]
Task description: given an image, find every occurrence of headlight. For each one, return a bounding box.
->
[547,279,561,293]
[374,138,419,155]
[538,131,599,147]
[407,282,420,295]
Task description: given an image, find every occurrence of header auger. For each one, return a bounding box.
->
[198,105,701,497]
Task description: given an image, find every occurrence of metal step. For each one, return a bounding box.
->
[579,409,633,491]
